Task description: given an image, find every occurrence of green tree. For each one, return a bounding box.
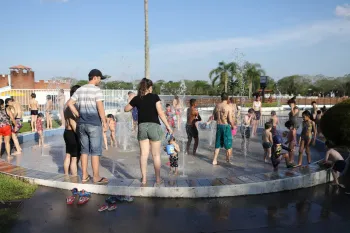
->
[243,62,265,98]
[76,80,88,86]
[192,80,211,95]
[209,61,237,93]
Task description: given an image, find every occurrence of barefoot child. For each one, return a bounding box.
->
[271,135,295,171]
[241,108,254,152]
[315,110,322,136]
[36,113,46,147]
[284,120,297,164]
[166,137,180,175]
[107,114,117,148]
[270,111,279,136]
[262,122,273,163]
[297,110,317,166]
[321,141,346,188]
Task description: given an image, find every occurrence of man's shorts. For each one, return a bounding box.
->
[333,160,346,173]
[78,124,102,156]
[215,124,232,150]
[138,123,163,141]
[186,124,199,139]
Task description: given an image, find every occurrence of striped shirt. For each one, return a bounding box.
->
[71,84,104,126]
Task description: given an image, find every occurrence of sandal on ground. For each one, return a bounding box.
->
[98,204,109,212]
[108,204,117,211]
[77,196,89,205]
[82,175,91,183]
[66,196,76,205]
[94,177,108,185]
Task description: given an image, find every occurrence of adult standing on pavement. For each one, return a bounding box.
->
[212,93,235,165]
[67,69,108,185]
[252,95,261,137]
[5,98,22,155]
[58,89,66,127]
[125,78,173,185]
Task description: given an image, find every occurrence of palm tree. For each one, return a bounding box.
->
[144,0,150,79]
[243,62,266,98]
[209,61,237,93]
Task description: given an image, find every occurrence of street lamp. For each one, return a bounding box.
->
[260,76,268,102]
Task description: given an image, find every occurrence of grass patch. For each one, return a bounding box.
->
[0,174,37,201]
[19,120,61,134]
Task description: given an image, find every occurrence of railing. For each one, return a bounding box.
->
[1,88,348,116]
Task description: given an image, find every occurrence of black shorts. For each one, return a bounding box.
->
[31,110,38,115]
[254,111,261,120]
[241,127,251,139]
[186,125,198,139]
[63,130,80,158]
[333,160,346,173]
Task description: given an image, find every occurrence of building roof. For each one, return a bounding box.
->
[9,65,31,70]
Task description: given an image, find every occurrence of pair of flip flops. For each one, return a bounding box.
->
[98,195,134,212]
[66,188,91,205]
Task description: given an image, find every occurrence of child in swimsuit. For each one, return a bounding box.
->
[315,110,322,136]
[271,135,295,171]
[297,110,317,166]
[107,114,117,148]
[241,108,254,152]
[36,113,46,147]
[284,120,297,165]
[165,137,180,175]
[262,122,273,163]
[165,104,175,128]
[270,111,279,136]
[321,140,346,189]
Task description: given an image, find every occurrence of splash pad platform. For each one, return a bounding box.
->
[0,128,332,198]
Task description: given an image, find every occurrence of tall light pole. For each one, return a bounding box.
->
[144,0,150,79]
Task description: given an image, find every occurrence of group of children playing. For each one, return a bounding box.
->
[259,108,347,189]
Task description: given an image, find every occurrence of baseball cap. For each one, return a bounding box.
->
[88,69,106,80]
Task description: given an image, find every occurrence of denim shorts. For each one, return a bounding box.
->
[78,123,102,156]
[138,123,163,141]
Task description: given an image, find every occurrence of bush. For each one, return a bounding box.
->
[320,99,350,147]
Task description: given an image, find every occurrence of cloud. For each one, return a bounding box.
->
[149,4,350,60]
[150,18,350,59]
[335,4,350,18]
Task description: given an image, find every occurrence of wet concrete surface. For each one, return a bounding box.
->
[8,179,350,233]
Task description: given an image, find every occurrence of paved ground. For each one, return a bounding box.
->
[5,129,324,182]
[8,179,350,233]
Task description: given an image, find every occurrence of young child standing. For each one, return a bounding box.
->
[315,110,322,136]
[107,114,117,148]
[241,108,254,152]
[165,136,180,175]
[297,110,317,166]
[270,111,279,136]
[166,137,180,175]
[165,104,175,128]
[321,141,346,188]
[262,122,273,163]
[284,120,297,165]
[36,113,46,147]
[271,135,295,171]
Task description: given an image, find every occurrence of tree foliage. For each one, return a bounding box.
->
[320,99,350,147]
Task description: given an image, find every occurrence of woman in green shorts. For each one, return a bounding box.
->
[125,78,173,185]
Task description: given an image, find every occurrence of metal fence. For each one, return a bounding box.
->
[1,88,348,116]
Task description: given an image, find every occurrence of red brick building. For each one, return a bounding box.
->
[0,65,70,89]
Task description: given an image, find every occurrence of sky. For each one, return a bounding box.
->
[0,0,350,82]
